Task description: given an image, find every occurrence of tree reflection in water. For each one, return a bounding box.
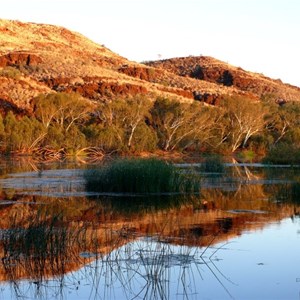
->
[0,195,241,299]
[0,220,237,299]
[0,163,300,299]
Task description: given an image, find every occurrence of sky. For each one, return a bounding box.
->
[2,0,300,87]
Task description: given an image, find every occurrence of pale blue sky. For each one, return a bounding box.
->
[2,0,300,86]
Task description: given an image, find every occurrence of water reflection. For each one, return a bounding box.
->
[0,162,300,299]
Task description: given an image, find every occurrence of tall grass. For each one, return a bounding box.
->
[200,155,225,173]
[0,214,95,282]
[84,158,200,195]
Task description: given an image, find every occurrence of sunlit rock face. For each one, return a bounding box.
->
[1,19,300,115]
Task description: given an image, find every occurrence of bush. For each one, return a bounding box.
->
[3,113,45,153]
[200,155,225,173]
[237,150,256,163]
[41,125,87,154]
[84,158,200,195]
[130,123,158,152]
[90,126,125,152]
[263,143,300,165]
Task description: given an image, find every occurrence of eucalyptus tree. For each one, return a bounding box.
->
[220,96,266,152]
[94,95,153,151]
[3,112,45,153]
[150,97,215,151]
[263,100,300,148]
[33,92,93,132]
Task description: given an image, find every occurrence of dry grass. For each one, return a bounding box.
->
[0,19,239,104]
[146,56,300,101]
[0,76,51,109]
[0,18,300,112]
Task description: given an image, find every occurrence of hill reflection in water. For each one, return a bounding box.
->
[0,162,299,299]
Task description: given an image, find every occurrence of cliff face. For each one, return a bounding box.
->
[145,56,300,103]
[0,19,299,115]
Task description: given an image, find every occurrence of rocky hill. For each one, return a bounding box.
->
[0,19,299,114]
[145,56,300,104]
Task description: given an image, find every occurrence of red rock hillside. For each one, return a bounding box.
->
[0,19,299,114]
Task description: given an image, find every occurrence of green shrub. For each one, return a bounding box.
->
[3,113,45,153]
[42,125,86,153]
[130,123,158,152]
[263,143,300,165]
[284,128,300,147]
[84,158,200,195]
[237,150,256,163]
[200,155,225,173]
[92,126,125,152]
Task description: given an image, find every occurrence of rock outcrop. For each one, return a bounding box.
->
[0,18,300,115]
[0,52,42,68]
[146,56,300,102]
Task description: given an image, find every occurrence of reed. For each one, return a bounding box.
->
[200,155,225,173]
[84,158,200,195]
[0,214,93,282]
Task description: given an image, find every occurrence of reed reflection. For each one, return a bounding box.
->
[0,166,300,298]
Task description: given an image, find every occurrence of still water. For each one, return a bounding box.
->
[0,158,299,300]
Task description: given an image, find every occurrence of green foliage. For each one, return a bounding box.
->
[150,97,183,150]
[237,150,256,163]
[84,158,200,195]
[218,70,234,86]
[83,125,125,152]
[284,127,300,147]
[43,126,64,149]
[43,125,86,152]
[83,121,158,153]
[246,134,273,155]
[33,92,92,131]
[200,155,225,173]
[2,89,300,159]
[3,112,45,153]
[94,96,154,151]
[150,97,213,151]
[263,143,300,165]
[265,101,300,147]
[130,123,158,152]
[219,95,265,152]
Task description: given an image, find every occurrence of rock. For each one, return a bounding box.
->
[193,92,221,105]
[118,65,158,81]
[52,77,149,100]
[0,52,42,68]
[0,98,26,115]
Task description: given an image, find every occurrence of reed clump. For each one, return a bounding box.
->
[84,158,200,195]
[200,155,225,173]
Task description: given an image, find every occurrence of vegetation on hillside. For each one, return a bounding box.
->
[0,90,299,164]
[1,19,300,164]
